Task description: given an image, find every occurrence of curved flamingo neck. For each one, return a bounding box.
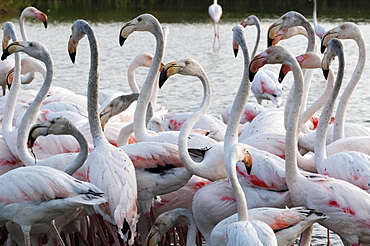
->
[63,126,89,175]
[81,23,107,145]
[250,17,260,59]
[333,32,366,141]
[178,70,212,175]
[224,27,250,153]
[297,67,335,134]
[17,48,54,166]
[227,144,249,221]
[315,48,345,169]
[2,23,19,136]
[133,23,164,142]
[285,55,305,185]
[127,61,141,94]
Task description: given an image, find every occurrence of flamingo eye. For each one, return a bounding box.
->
[138,17,142,22]
[272,94,277,97]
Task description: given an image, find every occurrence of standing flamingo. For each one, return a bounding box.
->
[208,0,222,49]
[310,0,328,39]
[68,19,138,245]
[249,44,370,245]
[119,14,216,148]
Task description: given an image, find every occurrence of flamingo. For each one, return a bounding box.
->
[210,205,327,246]
[68,19,138,245]
[310,0,328,39]
[208,0,222,49]
[223,144,278,245]
[119,14,216,148]
[0,165,106,246]
[240,15,283,107]
[3,6,48,95]
[6,56,46,89]
[146,208,198,246]
[249,44,370,245]
[311,38,370,192]
[321,22,369,141]
[295,22,370,154]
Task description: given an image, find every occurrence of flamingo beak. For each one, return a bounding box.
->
[249,52,268,82]
[243,150,253,175]
[34,10,48,29]
[233,41,239,57]
[159,61,182,88]
[68,35,78,63]
[119,22,135,46]
[278,64,291,83]
[1,41,22,60]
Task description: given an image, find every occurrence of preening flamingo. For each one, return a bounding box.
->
[250,44,370,245]
[68,19,138,245]
[208,0,222,49]
[146,208,198,246]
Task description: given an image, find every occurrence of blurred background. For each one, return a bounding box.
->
[1,0,370,24]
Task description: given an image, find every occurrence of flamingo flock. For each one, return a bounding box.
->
[0,2,370,246]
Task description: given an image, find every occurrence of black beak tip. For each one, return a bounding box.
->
[267,37,273,47]
[246,165,252,175]
[233,49,238,58]
[69,52,76,64]
[323,69,329,80]
[119,36,126,47]
[249,71,256,82]
[1,50,10,61]
[278,66,285,83]
[159,71,168,89]
[44,21,48,29]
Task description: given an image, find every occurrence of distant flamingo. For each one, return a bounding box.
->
[250,44,370,245]
[208,0,222,49]
[310,0,328,39]
[69,19,138,244]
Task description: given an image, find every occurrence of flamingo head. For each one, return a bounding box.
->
[119,14,162,47]
[321,22,359,53]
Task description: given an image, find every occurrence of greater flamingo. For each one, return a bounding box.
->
[310,0,328,39]
[146,208,198,246]
[249,44,370,245]
[0,165,106,246]
[68,19,138,245]
[119,14,216,148]
[240,15,283,107]
[208,0,222,49]
[223,144,278,245]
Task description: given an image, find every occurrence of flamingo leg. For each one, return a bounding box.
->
[21,225,32,246]
[46,221,66,246]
